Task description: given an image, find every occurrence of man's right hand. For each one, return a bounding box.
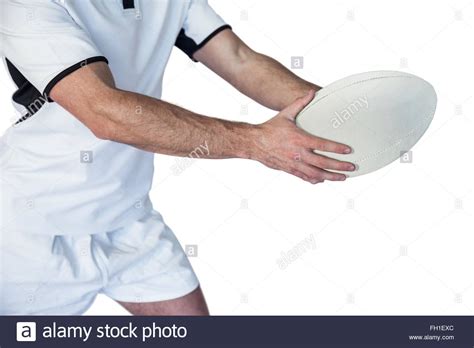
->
[250,90,356,184]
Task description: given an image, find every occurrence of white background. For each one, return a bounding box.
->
[1,0,473,315]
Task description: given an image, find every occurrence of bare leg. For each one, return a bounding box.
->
[116,287,209,316]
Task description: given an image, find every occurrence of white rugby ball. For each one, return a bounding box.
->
[296,71,437,177]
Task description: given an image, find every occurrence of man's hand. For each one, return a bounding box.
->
[194,30,355,183]
[250,91,355,184]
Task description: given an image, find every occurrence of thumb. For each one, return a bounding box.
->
[281,90,316,121]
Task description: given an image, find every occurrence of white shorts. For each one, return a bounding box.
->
[0,210,199,315]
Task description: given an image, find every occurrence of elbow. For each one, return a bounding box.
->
[90,123,112,141]
[87,110,116,141]
[86,88,122,141]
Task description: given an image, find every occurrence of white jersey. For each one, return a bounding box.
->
[0,0,230,235]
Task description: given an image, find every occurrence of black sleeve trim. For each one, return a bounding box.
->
[44,56,109,101]
[196,25,232,54]
[122,0,135,9]
[175,24,232,62]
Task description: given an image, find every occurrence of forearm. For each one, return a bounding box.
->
[98,89,255,159]
[232,51,320,111]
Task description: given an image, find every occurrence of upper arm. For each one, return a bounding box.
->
[174,0,255,86]
[174,0,237,64]
[49,61,117,139]
[193,29,255,82]
[1,0,113,136]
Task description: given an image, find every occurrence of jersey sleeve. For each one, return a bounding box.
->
[0,0,108,100]
[175,0,231,61]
